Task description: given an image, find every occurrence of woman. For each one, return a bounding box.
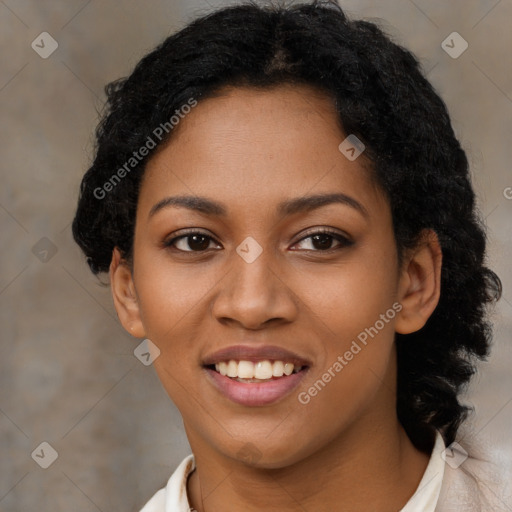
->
[72,1,508,510]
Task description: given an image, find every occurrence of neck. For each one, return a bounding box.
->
[186,418,431,512]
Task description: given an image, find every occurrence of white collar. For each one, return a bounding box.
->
[399,430,445,512]
[140,431,446,512]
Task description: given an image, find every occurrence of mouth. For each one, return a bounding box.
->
[205,359,306,382]
[203,358,310,406]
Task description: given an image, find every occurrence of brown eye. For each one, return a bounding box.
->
[292,229,353,252]
[164,231,220,252]
[310,233,336,250]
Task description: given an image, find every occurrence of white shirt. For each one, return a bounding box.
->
[140,432,446,512]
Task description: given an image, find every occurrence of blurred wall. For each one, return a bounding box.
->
[1,1,511,510]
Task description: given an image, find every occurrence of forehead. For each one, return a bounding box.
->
[139,84,385,219]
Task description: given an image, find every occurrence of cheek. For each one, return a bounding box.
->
[290,242,399,410]
[137,263,210,409]
[293,278,398,448]
[134,254,217,337]
[292,247,399,342]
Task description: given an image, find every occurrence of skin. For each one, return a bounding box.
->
[110,83,442,512]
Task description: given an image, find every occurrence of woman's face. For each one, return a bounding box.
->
[127,84,407,467]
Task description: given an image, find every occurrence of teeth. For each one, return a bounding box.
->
[213,360,303,380]
[226,360,238,378]
[238,360,254,379]
[272,361,284,377]
[254,361,273,379]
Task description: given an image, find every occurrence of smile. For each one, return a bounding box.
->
[213,359,304,381]
[204,360,309,406]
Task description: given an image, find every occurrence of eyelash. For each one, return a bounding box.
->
[163,227,353,254]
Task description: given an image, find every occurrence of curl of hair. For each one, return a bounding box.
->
[72,0,501,450]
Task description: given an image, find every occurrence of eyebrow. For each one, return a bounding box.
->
[148,192,369,219]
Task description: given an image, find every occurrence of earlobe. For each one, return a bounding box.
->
[109,247,146,338]
[395,229,442,335]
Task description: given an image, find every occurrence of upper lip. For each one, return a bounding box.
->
[202,345,312,367]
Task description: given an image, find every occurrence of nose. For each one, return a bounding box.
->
[211,248,299,330]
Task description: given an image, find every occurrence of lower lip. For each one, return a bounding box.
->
[204,367,309,406]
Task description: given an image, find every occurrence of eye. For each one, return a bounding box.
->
[163,227,353,254]
[163,230,221,252]
[291,228,353,252]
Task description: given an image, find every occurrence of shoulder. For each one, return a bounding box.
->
[139,488,166,512]
[435,424,512,511]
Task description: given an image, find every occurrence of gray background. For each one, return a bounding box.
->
[1,1,511,511]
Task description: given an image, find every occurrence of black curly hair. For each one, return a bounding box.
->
[72,0,501,451]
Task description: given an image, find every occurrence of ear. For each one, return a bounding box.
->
[109,247,146,338]
[395,229,442,334]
